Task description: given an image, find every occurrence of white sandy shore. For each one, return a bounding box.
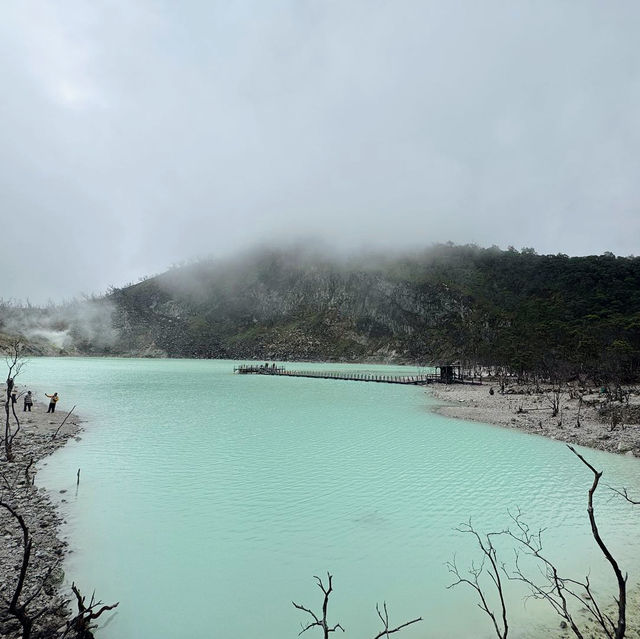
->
[429,381,640,457]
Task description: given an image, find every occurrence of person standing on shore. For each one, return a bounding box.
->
[24,390,33,412]
[45,392,59,413]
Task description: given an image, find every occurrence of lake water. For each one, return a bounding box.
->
[27,358,640,638]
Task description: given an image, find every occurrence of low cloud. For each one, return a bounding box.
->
[1,1,639,303]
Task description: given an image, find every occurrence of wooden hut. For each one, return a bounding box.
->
[436,364,462,383]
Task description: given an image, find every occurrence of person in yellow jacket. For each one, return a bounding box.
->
[45,392,59,413]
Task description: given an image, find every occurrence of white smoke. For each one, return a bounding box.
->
[26,329,71,349]
[0,297,117,352]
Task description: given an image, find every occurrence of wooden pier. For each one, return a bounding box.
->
[233,364,481,385]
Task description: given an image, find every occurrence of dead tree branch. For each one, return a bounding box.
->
[24,457,34,485]
[446,522,508,639]
[609,486,640,506]
[3,339,26,462]
[0,498,40,639]
[543,385,564,419]
[52,405,76,440]
[1,466,21,491]
[292,573,344,637]
[504,450,627,639]
[62,582,119,639]
[372,601,422,638]
[504,510,588,639]
[4,339,25,385]
[450,447,629,639]
[567,445,627,639]
[293,575,421,639]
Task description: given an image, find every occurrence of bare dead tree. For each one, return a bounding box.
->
[293,574,421,639]
[61,583,119,639]
[543,385,563,418]
[5,391,23,462]
[3,339,26,462]
[610,384,631,405]
[24,457,34,485]
[599,385,630,432]
[504,510,590,639]
[575,394,583,428]
[450,447,627,639]
[449,515,598,639]
[567,445,626,639]
[1,466,21,491]
[372,602,422,639]
[446,522,508,639]
[506,449,627,639]
[496,367,509,395]
[1,493,118,639]
[612,404,625,432]
[0,498,56,639]
[293,574,345,638]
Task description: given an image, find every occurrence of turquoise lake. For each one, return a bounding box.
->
[26,358,640,638]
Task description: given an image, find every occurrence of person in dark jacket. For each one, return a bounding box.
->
[24,391,33,412]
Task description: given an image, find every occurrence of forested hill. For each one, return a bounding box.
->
[0,245,637,379]
[100,245,640,380]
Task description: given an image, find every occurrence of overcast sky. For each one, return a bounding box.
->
[2,1,639,302]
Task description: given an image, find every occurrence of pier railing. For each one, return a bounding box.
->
[233,364,481,385]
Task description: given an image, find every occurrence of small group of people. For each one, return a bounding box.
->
[7,389,59,413]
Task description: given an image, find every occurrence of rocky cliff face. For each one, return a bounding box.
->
[107,253,471,362]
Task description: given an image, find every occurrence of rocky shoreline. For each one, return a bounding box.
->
[429,380,640,457]
[0,389,81,638]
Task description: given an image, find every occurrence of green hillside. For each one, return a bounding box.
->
[1,245,638,381]
[101,245,640,381]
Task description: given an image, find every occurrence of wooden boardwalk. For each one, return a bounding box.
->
[233,364,481,385]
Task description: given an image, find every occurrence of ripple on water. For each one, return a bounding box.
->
[31,358,640,639]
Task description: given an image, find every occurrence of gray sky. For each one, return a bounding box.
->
[2,1,639,302]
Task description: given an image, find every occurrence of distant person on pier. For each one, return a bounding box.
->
[10,389,17,406]
[45,392,59,413]
[24,391,33,412]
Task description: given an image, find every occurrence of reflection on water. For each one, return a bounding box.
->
[30,358,640,639]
